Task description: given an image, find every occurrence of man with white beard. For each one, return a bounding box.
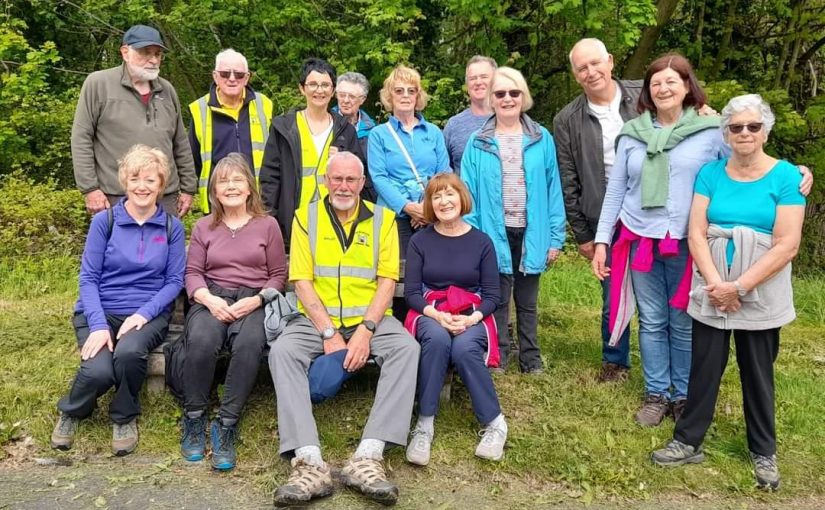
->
[71,25,196,216]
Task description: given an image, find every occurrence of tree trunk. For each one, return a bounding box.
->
[693,0,706,63]
[622,0,683,79]
[773,0,804,89]
[709,0,738,80]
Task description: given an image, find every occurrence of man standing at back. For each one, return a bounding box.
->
[188,49,273,213]
[553,38,638,382]
[71,24,196,216]
[443,56,496,174]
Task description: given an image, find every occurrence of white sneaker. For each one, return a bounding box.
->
[405,426,432,466]
[475,423,506,461]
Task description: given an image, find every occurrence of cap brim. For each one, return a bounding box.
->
[129,40,168,50]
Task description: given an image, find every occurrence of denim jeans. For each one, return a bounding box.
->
[629,238,692,400]
[601,241,630,367]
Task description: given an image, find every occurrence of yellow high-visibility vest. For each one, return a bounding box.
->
[189,91,273,212]
[296,111,334,210]
[295,200,395,328]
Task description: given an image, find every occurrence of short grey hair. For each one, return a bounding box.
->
[721,94,776,136]
[326,151,364,176]
[215,49,248,71]
[466,55,497,74]
[568,38,609,68]
[337,72,369,96]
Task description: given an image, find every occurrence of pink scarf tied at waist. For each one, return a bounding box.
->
[607,223,693,347]
[404,286,500,368]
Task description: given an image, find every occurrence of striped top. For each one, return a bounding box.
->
[497,133,527,227]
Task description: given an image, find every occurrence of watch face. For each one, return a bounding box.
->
[363,320,376,332]
[322,327,336,339]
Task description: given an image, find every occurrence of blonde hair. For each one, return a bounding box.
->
[491,67,534,112]
[117,144,169,191]
[207,153,267,228]
[379,65,429,112]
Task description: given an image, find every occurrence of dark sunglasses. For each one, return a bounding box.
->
[493,89,522,99]
[727,122,763,134]
[216,70,250,80]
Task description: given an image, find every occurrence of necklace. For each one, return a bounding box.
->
[224,217,251,238]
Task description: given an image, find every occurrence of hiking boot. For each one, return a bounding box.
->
[112,419,138,456]
[405,427,432,466]
[475,423,507,461]
[598,362,629,383]
[671,399,687,423]
[51,413,79,451]
[635,394,669,427]
[273,457,334,506]
[338,457,399,505]
[750,452,780,490]
[210,419,238,471]
[180,414,207,462]
[651,439,705,466]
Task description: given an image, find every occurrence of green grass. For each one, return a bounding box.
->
[2,254,825,504]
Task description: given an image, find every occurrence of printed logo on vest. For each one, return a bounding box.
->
[356,232,370,247]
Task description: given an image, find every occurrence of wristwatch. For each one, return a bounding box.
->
[321,327,337,341]
[733,280,747,297]
[360,320,377,333]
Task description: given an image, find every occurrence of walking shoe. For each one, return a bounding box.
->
[523,367,544,376]
[635,394,669,427]
[750,452,780,490]
[489,367,506,376]
[338,457,399,505]
[597,362,629,383]
[51,413,79,451]
[210,419,238,471]
[671,399,687,423]
[273,457,334,506]
[112,419,138,456]
[180,414,207,462]
[405,427,433,466]
[475,423,507,461]
[651,439,705,466]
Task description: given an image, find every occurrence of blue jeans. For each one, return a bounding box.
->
[601,242,630,367]
[629,239,692,400]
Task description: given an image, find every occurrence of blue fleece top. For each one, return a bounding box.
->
[461,114,566,275]
[331,106,376,139]
[367,113,450,215]
[75,200,186,332]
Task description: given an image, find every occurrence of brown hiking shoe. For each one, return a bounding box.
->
[273,457,334,506]
[635,394,669,427]
[112,419,139,456]
[597,362,629,383]
[51,413,79,451]
[338,457,399,505]
[671,399,687,422]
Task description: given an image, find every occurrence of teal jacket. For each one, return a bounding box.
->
[460,114,566,275]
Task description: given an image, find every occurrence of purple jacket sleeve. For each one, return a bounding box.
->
[185,220,209,299]
[78,212,112,332]
[136,218,186,321]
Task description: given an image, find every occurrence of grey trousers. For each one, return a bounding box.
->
[268,315,419,456]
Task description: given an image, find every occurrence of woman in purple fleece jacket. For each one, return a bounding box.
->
[51,145,186,456]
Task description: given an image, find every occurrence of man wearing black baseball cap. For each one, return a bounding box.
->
[71,24,196,218]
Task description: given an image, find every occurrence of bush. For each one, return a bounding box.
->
[0,172,87,258]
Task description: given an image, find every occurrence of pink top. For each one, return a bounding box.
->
[185,215,287,299]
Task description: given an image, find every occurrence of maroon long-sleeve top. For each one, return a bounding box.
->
[185,215,287,299]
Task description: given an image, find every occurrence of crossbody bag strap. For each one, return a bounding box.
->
[386,121,425,192]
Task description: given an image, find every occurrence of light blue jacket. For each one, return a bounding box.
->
[461,114,566,275]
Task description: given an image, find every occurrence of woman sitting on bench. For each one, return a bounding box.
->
[51,145,186,457]
[180,153,287,471]
[403,173,505,465]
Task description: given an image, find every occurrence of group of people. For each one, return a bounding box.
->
[51,23,810,506]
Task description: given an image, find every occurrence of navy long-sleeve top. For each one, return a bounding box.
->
[404,224,500,317]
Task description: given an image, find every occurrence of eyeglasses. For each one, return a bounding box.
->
[727,122,763,134]
[215,70,249,80]
[493,89,522,99]
[393,87,418,97]
[215,177,248,187]
[304,82,334,92]
[336,92,365,101]
[327,176,362,186]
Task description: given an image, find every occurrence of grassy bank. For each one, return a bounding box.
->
[2,254,824,505]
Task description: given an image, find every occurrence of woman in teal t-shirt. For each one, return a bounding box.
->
[651,94,806,491]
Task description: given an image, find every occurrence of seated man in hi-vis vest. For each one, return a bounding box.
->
[188,48,273,213]
[270,151,419,507]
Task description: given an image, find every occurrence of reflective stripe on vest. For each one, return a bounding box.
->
[304,202,386,327]
[296,112,334,210]
[190,92,272,212]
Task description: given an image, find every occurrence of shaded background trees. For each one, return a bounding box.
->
[1,0,824,269]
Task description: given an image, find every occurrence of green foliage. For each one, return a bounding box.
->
[0,172,87,258]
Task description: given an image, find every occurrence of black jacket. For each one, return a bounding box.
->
[259,110,367,249]
[553,80,642,244]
